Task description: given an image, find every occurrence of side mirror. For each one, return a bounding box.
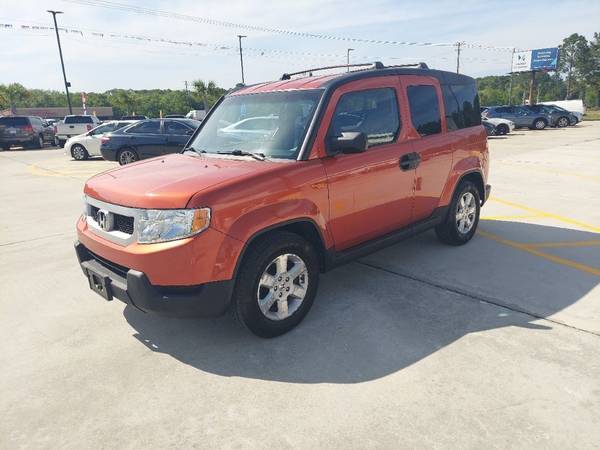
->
[326,131,368,155]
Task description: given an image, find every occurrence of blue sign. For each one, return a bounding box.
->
[530,47,559,71]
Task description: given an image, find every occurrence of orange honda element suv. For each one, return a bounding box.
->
[76,62,490,337]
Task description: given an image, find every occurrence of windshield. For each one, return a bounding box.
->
[188,89,323,159]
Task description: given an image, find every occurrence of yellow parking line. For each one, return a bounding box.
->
[478,230,600,277]
[525,240,600,249]
[489,196,600,233]
[481,214,541,221]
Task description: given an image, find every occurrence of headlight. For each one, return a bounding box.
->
[138,208,211,244]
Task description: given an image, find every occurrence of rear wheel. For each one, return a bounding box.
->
[532,118,547,130]
[232,231,319,338]
[435,180,481,246]
[58,139,66,148]
[2,145,10,151]
[71,144,89,161]
[556,116,569,128]
[31,134,44,149]
[53,136,60,147]
[117,148,139,165]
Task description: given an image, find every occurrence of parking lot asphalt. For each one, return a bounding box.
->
[1,123,599,448]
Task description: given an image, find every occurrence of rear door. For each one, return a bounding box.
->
[400,77,453,222]
[321,77,416,250]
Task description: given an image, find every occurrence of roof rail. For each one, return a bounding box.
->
[280,62,385,80]
[385,62,429,69]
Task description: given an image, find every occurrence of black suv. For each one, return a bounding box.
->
[0,116,57,150]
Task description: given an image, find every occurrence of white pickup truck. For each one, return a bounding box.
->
[55,115,101,146]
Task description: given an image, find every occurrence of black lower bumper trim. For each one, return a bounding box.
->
[75,241,233,317]
[484,184,492,203]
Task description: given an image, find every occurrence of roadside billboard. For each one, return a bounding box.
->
[512,47,559,73]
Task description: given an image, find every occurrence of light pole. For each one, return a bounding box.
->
[237,35,247,84]
[47,10,72,114]
[347,48,354,71]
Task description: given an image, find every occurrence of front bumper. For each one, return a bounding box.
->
[75,241,234,317]
[484,184,492,204]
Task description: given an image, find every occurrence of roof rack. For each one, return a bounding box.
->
[280,62,385,80]
[280,61,429,81]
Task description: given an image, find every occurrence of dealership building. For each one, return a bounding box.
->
[0,106,113,120]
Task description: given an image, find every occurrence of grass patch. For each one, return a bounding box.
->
[585,108,600,121]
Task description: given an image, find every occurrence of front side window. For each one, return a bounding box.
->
[189,90,322,159]
[164,120,192,135]
[126,121,161,134]
[329,88,400,147]
[407,85,441,136]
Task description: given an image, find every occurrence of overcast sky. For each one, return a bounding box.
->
[1,0,599,92]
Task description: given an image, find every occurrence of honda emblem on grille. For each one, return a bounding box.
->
[96,209,114,232]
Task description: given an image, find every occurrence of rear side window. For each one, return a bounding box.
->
[442,83,481,130]
[407,85,441,136]
[64,116,93,124]
[0,117,29,126]
[330,88,400,147]
[126,121,161,134]
[164,120,191,135]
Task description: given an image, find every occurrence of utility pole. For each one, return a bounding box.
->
[508,48,515,104]
[456,41,462,74]
[237,35,247,84]
[47,10,72,114]
[346,48,354,71]
[528,71,537,105]
[184,80,189,93]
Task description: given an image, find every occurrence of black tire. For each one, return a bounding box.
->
[435,180,481,246]
[31,134,44,149]
[556,116,569,128]
[71,144,89,161]
[569,117,578,126]
[53,136,60,147]
[497,124,509,135]
[2,145,10,151]
[117,148,139,165]
[532,118,547,130]
[58,139,66,148]
[232,231,320,338]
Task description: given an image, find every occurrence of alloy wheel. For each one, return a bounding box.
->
[256,253,308,321]
[456,192,477,234]
[119,150,137,165]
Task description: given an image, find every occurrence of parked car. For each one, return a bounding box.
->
[523,105,575,128]
[482,117,514,135]
[0,116,58,150]
[55,115,101,146]
[65,120,138,160]
[121,115,148,120]
[75,62,490,337]
[482,105,550,130]
[100,118,199,165]
[482,120,496,136]
[164,114,186,118]
[539,99,585,121]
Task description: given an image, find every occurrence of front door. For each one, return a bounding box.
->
[321,77,416,251]
[163,120,194,155]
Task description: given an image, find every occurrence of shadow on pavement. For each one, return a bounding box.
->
[124,220,599,384]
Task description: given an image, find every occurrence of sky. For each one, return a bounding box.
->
[1,0,599,92]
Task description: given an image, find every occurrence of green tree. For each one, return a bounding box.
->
[558,33,589,99]
[581,32,600,107]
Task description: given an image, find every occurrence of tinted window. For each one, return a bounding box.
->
[450,84,481,128]
[30,117,42,127]
[495,107,512,113]
[0,117,29,126]
[442,85,460,131]
[90,123,118,135]
[126,121,161,134]
[64,116,94,124]
[331,88,400,147]
[407,85,441,136]
[164,120,191,135]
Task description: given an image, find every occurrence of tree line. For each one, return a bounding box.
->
[478,32,600,107]
[0,80,226,118]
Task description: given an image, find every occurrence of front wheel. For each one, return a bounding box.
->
[232,231,319,338]
[71,144,89,161]
[556,116,570,128]
[117,148,139,165]
[435,180,481,246]
[497,124,509,135]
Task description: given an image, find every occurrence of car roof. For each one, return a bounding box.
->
[231,65,476,96]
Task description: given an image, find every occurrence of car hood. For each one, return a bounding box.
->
[84,153,282,209]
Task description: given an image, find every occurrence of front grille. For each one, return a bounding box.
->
[88,249,129,279]
[89,205,134,235]
[115,215,134,234]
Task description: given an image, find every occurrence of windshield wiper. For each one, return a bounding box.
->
[217,149,266,161]
[183,146,206,155]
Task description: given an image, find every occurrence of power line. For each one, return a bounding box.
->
[60,0,516,51]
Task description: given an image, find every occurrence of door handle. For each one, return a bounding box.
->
[399,152,421,171]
